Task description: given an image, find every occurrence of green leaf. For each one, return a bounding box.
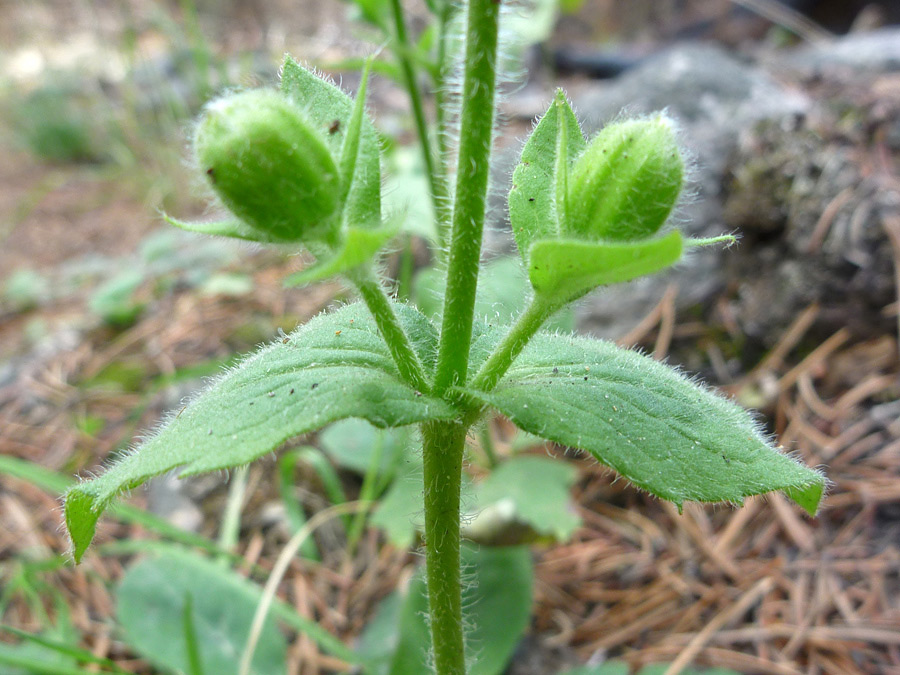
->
[461,330,825,515]
[357,545,533,675]
[163,213,283,244]
[470,456,580,542]
[370,455,423,548]
[638,666,741,675]
[283,223,398,286]
[558,663,629,675]
[280,55,381,232]
[0,624,134,674]
[508,90,584,262]
[116,550,287,675]
[65,303,455,562]
[318,418,410,478]
[89,269,144,326]
[528,231,683,305]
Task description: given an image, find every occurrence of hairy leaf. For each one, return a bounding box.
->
[529,232,683,306]
[508,90,584,262]
[65,303,454,561]
[280,55,381,232]
[461,330,824,515]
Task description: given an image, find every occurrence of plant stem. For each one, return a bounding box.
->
[349,268,430,393]
[470,295,558,393]
[388,0,451,251]
[433,0,501,394]
[478,424,498,468]
[434,0,457,187]
[218,464,248,552]
[421,420,468,675]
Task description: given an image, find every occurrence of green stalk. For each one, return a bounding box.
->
[349,267,430,394]
[389,0,451,250]
[218,464,248,553]
[469,295,558,394]
[421,420,468,675]
[478,424,498,468]
[434,1,460,167]
[420,2,501,673]
[433,0,501,394]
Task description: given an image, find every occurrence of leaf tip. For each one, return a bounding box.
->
[63,488,101,564]
[785,473,827,518]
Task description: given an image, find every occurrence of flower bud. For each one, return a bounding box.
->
[565,115,683,241]
[195,90,341,243]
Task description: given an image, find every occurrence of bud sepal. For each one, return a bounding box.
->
[566,114,684,242]
[194,89,341,243]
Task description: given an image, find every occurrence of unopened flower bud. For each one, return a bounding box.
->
[195,90,341,242]
[566,115,683,241]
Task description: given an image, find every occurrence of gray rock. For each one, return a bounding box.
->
[147,471,204,534]
[778,28,900,75]
[724,116,900,343]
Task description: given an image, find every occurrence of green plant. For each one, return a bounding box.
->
[62,3,824,674]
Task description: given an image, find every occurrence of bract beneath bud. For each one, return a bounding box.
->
[566,115,684,242]
[195,90,341,243]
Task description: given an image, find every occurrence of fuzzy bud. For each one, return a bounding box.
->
[565,115,684,241]
[195,90,341,242]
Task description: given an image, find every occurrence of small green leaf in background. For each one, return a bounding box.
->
[370,458,424,548]
[116,550,286,675]
[199,272,254,298]
[89,269,145,327]
[463,329,825,515]
[558,662,629,675]
[319,418,412,478]
[357,545,533,675]
[558,664,740,675]
[0,607,86,675]
[469,456,580,542]
[65,303,455,561]
[2,268,50,312]
[384,146,437,242]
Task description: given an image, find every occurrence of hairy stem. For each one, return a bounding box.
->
[434,1,458,212]
[433,0,501,394]
[349,268,430,393]
[389,0,451,250]
[421,420,468,675]
[421,3,501,673]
